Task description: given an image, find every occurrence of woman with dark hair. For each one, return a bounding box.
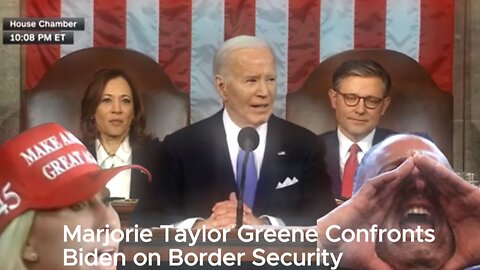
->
[81,68,161,199]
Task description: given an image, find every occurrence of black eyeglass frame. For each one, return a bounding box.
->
[333,89,386,109]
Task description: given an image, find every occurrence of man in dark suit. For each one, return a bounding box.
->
[320,59,394,198]
[134,35,335,228]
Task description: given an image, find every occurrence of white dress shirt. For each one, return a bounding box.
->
[96,137,132,199]
[175,110,284,228]
[337,128,376,176]
[223,109,267,179]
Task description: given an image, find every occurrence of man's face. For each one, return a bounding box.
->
[216,47,276,128]
[328,76,390,142]
[366,137,455,270]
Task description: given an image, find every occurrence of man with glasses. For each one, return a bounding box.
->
[320,59,394,199]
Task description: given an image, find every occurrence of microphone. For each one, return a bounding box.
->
[236,127,259,228]
[238,127,260,152]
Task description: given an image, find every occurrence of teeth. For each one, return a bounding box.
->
[405,207,431,217]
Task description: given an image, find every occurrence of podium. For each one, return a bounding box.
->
[112,201,337,269]
[112,200,137,228]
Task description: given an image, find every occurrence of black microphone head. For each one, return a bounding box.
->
[238,127,260,152]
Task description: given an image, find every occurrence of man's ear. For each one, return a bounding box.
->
[215,75,227,100]
[22,239,39,263]
[380,96,391,115]
[328,88,337,109]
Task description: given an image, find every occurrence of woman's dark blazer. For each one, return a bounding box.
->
[84,137,162,199]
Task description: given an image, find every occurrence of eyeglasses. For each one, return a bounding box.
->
[333,90,385,109]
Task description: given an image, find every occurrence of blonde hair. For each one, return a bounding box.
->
[0,211,35,270]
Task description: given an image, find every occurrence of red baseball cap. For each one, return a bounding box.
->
[0,123,151,233]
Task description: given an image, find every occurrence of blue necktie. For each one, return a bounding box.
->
[236,149,257,208]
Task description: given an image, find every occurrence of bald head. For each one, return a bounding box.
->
[351,134,455,270]
[353,134,450,194]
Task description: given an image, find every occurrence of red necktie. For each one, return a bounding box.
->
[341,144,360,198]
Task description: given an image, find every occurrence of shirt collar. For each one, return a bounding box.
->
[337,128,376,158]
[95,136,132,163]
[222,109,268,146]
[222,109,268,177]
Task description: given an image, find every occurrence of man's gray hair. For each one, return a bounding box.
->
[213,35,274,76]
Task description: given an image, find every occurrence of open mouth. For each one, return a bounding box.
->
[399,206,434,231]
[251,104,269,111]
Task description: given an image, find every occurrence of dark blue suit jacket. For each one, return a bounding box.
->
[133,110,335,226]
[319,128,396,197]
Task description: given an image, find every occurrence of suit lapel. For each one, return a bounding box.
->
[208,111,237,190]
[254,116,283,211]
[85,141,96,159]
[372,129,383,144]
[130,146,144,198]
[324,131,341,196]
[372,128,394,145]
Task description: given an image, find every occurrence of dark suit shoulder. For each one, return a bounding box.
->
[318,128,396,142]
[270,115,316,140]
[161,112,225,159]
[82,140,96,157]
[375,128,433,142]
[318,130,339,147]
[319,129,337,139]
[131,138,162,170]
[373,128,397,143]
[376,127,396,137]
[135,137,162,149]
[165,111,221,142]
